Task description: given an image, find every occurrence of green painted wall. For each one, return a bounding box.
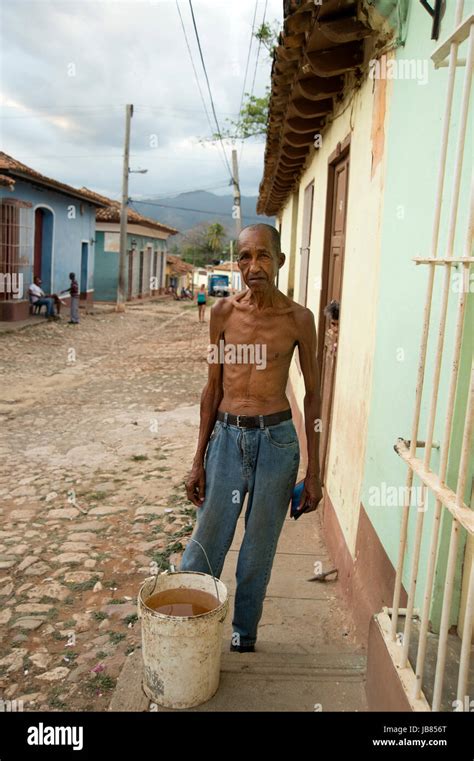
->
[361,0,473,628]
[94,231,166,301]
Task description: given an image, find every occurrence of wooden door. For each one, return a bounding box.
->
[298,181,314,306]
[318,146,350,482]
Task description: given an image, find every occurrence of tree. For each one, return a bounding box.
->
[208,21,279,142]
[207,223,226,255]
[176,222,229,268]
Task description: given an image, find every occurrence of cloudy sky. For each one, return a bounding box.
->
[0,0,282,204]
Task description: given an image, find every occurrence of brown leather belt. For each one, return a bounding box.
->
[216,408,292,428]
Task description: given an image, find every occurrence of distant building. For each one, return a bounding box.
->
[165,254,194,293]
[80,189,178,302]
[0,152,105,321]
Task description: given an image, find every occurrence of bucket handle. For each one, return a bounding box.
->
[140,538,220,608]
[188,538,221,605]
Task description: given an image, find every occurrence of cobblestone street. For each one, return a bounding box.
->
[0,298,209,711]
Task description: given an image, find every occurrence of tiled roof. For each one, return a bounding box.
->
[257,0,376,215]
[212,261,240,272]
[0,152,106,206]
[0,174,15,189]
[167,254,194,274]
[80,187,178,236]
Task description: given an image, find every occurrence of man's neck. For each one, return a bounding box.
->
[246,284,280,311]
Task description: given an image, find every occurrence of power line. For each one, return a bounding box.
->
[174,0,214,138]
[142,180,230,199]
[240,0,268,167]
[130,199,263,222]
[235,0,259,141]
[187,0,233,181]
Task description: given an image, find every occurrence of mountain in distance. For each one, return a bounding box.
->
[131,190,275,235]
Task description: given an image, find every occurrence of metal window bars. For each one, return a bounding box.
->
[0,199,33,301]
[389,1,473,711]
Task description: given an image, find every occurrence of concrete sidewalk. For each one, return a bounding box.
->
[110,504,368,712]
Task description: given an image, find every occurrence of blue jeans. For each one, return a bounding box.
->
[34,297,54,317]
[179,412,300,647]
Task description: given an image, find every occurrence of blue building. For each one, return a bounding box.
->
[79,189,178,302]
[0,152,105,321]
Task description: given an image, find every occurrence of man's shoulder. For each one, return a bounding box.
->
[291,302,314,323]
[211,293,241,316]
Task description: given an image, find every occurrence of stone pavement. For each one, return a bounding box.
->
[110,497,368,713]
[0,297,366,713]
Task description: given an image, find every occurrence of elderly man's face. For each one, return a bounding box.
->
[237,228,283,291]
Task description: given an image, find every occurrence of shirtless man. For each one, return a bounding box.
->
[180,223,323,652]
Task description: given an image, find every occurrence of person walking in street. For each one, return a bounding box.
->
[181,223,323,652]
[196,284,207,323]
[61,272,80,324]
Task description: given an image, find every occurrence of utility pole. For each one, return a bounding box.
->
[231,148,242,295]
[231,148,242,236]
[117,104,133,312]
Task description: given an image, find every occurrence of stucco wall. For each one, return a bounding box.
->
[0,180,97,297]
[278,64,389,558]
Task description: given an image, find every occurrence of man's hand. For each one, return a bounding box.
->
[300,473,323,514]
[185,462,206,508]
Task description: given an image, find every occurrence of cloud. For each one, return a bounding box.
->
[0,0,281,201]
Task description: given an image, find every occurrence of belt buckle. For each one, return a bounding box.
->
[236,414,245,427]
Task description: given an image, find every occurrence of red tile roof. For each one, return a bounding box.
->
[0,152,106,206]
[80,187,178,236]
[167,254,194,274]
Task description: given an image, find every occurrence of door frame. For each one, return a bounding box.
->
[317,134,351,374]
[318,134,351,481]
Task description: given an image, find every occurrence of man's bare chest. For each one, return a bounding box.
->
[222,309,297,362]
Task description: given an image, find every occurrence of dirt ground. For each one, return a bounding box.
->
[0,297,210,711]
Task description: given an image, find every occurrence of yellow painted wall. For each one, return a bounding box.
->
[278,72,392,557]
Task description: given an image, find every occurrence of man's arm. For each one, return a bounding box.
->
[296,308,323,512]
[185,299,227,506]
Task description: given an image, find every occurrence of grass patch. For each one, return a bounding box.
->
[65,575,101,593]
[108,631,126,645]
[84,673,116,695]
[124,614,138,626]
[93,611,108,621]
[62,651,79,662]
[138,513,161,524]
[131,455,148,462]
[48,686,67,710]
[96,650,108,660]
[150,541,184,572]
[86,491,108,502]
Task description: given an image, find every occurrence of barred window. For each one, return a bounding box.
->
[0,199,33,301]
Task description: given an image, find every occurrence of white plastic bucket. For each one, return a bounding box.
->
[138,571,229,709]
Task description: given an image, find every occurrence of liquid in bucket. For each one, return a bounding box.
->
[145,587,219,617]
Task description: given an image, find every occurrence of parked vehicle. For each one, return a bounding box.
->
[208,274,229,297]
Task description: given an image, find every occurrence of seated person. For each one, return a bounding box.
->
[28,277,62,319]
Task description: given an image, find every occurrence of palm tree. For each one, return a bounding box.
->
[207,223,226,257]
